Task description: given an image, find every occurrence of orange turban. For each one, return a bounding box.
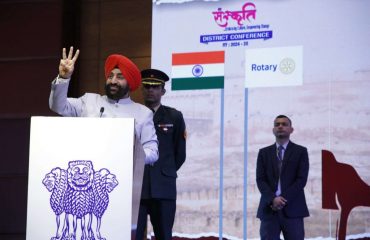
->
[104,54,141,91]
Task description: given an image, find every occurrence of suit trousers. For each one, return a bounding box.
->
[136,198,176,240]
[260,210,305,240]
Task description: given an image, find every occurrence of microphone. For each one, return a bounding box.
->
[99,107,104,118]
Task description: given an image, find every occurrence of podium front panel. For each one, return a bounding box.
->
[27,117,135,240]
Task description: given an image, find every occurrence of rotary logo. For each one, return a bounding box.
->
[279,58,295,74]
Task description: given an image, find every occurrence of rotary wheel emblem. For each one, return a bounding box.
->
[279,58,295,74]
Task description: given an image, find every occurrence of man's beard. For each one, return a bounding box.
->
[105,83,129,101]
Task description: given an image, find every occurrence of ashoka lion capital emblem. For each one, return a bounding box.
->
[42,160,119,240]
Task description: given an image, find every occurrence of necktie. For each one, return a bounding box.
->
[277,145,284,170]
[276,145,284,196]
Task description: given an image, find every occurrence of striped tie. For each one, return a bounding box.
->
[276,145,284,196]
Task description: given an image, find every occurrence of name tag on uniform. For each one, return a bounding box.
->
[157,124,173,132]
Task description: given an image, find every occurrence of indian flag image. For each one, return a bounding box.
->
[171,51,225,90]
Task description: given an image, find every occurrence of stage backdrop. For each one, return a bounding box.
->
[151,0,370,239]
[27,117,134,240]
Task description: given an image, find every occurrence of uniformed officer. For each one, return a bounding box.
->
[136,69,186,240]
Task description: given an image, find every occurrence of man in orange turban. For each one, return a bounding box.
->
[49,47,158,165]
[105,54,141,91]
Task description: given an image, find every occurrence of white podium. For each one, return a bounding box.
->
[26,117,145,240]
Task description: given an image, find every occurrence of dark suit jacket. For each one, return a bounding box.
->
[256,141,309,220]
[141,105,186,200]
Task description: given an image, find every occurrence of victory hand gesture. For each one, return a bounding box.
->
[59,47,80,79]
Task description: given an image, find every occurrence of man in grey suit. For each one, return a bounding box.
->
[256,115,309,240]
[49,46,158,164]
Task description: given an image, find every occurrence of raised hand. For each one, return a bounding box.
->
[59,47,80,79]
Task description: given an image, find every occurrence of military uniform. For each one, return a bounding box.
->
[136,69,186,240]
